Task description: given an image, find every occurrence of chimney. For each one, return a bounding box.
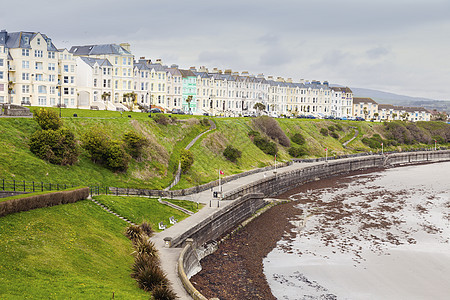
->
[199,66,208,72]
[241,71,249,77]
[276,77,284,82]
[232,72,239,76]
[224,69,232,75]
[190,66,197,72]
[155,59,162,64]
[323,81,329,86]
[267,76,274,80]
[170,64,179,68]
[120,43,131,52]
[257,73,265,79]
[211,68,219,74]
[286,78,293,83]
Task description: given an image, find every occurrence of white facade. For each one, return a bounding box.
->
[0,34,7,103]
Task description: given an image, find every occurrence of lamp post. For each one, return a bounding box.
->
[325,148,328,161]
[435,140,437,151]
[381,142,384,155]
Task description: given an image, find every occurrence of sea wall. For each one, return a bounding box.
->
[177,150,450,299]
[222,150,450,201]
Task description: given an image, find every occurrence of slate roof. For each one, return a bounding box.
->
[179,69,196,78]
[69,44,131,56]
[353,97,378,105]
[79,56,112,68]
[330,86,353,93]
[0,31,58,51]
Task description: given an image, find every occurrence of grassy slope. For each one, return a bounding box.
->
[93,195,192,231]
[0,200,148,299]
[0,108,206,189]
[1,108,448,190]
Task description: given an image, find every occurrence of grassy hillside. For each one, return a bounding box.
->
[1,107,448,190]
[0,200,148,299]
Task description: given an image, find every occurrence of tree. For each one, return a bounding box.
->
[363,107,369,120]
[29,128,79,165]
[373,112,379,121]
[401,112,410,121]
[253,102,265,115]
[186,95,193,114]
[8,81,14,104]
[34,108,63,130]
[123,130,148,159]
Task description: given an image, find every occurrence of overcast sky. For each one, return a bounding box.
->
[2,0,450,100]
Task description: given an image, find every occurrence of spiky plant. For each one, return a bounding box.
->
[134,235,158,257]
[134,262,168,291]
[125,224,143,241]
[140,221,154,237]
[152,283,178,300]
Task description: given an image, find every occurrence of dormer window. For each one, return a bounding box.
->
[47,39,51,47]
[24,36,29,45]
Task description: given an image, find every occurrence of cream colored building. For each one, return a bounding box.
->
[57,49,77,108]
[1,31,60,107]
[353,97,379,120]
[0,31,8,103]
[70,43,134,108]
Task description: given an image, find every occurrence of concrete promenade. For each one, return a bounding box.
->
[150,161,317,299]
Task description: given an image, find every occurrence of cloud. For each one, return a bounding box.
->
[366,47,390,60]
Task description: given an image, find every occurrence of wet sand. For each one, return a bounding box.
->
[191,170,375,299]
[192,164,450,299]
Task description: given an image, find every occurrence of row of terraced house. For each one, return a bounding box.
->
[0,30,431,121]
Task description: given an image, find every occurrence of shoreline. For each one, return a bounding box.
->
[190,169,381,299]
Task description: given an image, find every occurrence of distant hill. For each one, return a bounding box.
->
[349,87,450,112]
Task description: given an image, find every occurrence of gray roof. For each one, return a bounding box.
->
[69,44,131,56]
[353,97,378,105]
[0,31,58,51]
[167,68,183,76]
[79,56,112,68]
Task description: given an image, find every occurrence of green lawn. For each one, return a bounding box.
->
[93,195,190,231]
[0,200,148,299]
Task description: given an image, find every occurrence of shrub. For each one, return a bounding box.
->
[104,141,130,172]
[291,133,306,145]
[152,283,178,300]
[223,145,242,162]
[327,125,336,132]
[140,222,154,237]
[134,236,159,258]
[29,128,79,165]
[432,135,445,144]
[248,130,260,139]
[320,128,328,136]
[180,149,194,173]
[362,134,384,149]
[330,132,339,139]
[153,114,170,125]
[125,224,143,241]
[288,146,306,157]
[33,108,63,130]
[133,258,168,292]
[253,136,278,156]
[123,130,148,159]
[252,116,290,147]
[334,124,343,131]
[200,118,210,127]
[81,129,130,171]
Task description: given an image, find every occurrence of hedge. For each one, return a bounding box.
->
[0,187,89,217]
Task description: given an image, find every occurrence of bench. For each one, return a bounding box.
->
[169,216,178,225]
[158,222,166,230]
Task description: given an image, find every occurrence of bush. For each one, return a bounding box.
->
[180,149,194,173]
[253,136,278,156]
[200,118,210,127]
[152,283,178,300]
[327,125,336,132]
[320,128,328,136]
[334,124,343,131]
[140,222,154,237]
[33,108,63,130]
[81,129,130,172]
[123,130,148,159]
[153,114,170,125]
[362,134,384,149]
[432,135,445,144]
[330,132,339,139]
[288,146,306,157]
[104,141,130,172]
[252,116,290,147]
[133,257,168,292]
[291,133,306,145]
[125,224,143,241]
[223,145,242,162]
[29,128,79,165]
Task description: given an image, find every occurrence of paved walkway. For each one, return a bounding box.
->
[150,160,317,299]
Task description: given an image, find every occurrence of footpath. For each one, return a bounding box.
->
[150,161,316,299]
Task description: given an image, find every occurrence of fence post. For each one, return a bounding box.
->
[106,187,108,195]
[13,179,15,191]
[23,180,26,192]
[33,181,35,192]
[49,183,52,191]
[2,179,4,191]
[41,182,43,192]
